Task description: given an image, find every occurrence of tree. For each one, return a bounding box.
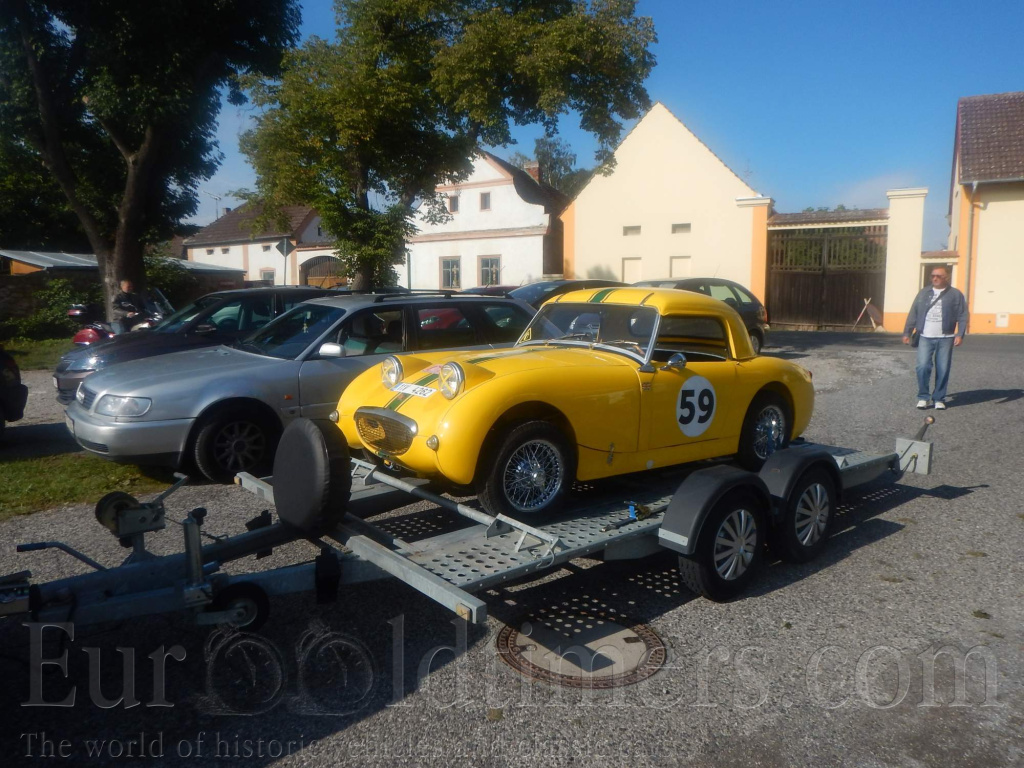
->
[239,0,656,289]
[0,0,300,317]
[509,137,593,199]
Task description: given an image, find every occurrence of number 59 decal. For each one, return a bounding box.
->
[677,376,716,437]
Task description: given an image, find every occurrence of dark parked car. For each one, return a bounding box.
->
[633,278,770,353]
[460,286,518,296]
[54,286,335,404]
[1,347,29,439]
[509,279,628,309]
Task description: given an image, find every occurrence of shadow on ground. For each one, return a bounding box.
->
[0,422,81,460]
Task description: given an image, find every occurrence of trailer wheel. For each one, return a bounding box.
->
[477,420,574,516]
[770,468,836,563]
[736,392,790,470]
[678,488,766,601]
[210,583,269,631]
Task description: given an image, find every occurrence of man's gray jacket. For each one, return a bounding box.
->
[903,286,968,339]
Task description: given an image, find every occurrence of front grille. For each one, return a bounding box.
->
[356,410,415,456]
[79,386,97,410]
[77,437,109,453]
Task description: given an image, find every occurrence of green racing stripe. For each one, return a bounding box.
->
[589,288,616,303]
[384,372,438,411]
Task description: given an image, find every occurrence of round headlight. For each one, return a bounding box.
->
[438,362,465,400]
[381,356,403,387]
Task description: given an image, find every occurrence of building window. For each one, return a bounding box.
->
[621,257,642,282]
[221,247,230,254]
[670,255,691,278]
[672,223,691,234]
[206,248,214,255]
[262,244,271,252]
[317,225,323,237]
[260,269,275,283]
[623,226,641,236]
[448,195,460,213]
[480,256,501,286]
[480,192,491,211]
[441,257,460,289]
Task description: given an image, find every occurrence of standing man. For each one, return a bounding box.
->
[902,265,968,410]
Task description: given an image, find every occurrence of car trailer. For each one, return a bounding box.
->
[0,417,936,630]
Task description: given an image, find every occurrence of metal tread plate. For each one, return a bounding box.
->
[405,494,674,593]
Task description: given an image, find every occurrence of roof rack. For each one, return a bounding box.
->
[373,291,459,303]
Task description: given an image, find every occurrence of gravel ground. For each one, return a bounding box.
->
[1,332,1021,767]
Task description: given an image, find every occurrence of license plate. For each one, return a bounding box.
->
[53,376,58,389]
[391,382,435,398]
[65,414,74,437]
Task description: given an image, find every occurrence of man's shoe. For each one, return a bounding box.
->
[934,401,946,410]
[916,399,929,409]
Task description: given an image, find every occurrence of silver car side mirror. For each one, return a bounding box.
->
[318,342,345,358]
[663,352,687,371]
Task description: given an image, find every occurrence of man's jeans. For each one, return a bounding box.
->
[916,335,955,403]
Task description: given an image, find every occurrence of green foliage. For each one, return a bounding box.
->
[144,252,198,306]
[1,337,75,370]
[239,0,656,287]
[510,137,593,198]
[0,0,301,298]
[0,278,101,340]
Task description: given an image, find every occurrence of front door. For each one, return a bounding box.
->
[644,361,736,456]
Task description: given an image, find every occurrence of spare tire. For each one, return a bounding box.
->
[272,418,351,534]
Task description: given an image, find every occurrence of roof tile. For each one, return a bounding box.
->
[957,91,1024,183]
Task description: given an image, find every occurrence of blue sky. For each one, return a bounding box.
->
[196,0,1024,250]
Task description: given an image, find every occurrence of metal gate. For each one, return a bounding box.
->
[767,226,887,328]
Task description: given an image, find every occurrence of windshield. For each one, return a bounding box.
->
[517,302,658,361]
[152,295,222,333]
[509,282,565,306]
[237,303,346,360]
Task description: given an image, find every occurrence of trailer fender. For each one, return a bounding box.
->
[658,465,771,556]
[758,447,843,519]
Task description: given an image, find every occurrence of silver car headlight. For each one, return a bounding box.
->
[438,362,465,400]
[95,395,152,417]
[67,356,101,372]
[382,356,403,387]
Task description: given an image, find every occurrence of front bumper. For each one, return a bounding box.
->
[1,383,28,422]
[53,370,90,405]
[64,401,193,466]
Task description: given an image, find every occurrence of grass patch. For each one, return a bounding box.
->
[0,454,173,521]
[3,337,76,370]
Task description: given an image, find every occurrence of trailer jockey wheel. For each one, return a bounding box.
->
[677,488,767,602]
[210,583,269,631]
[272,418,352,534]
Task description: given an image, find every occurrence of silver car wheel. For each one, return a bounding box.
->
[502,439,563,513]
[794,482,831,547]
[213,420,267,471]
[752,405,786,460]
[713,508,757,581]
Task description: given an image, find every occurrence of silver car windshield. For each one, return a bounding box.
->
[236,303,346,360]
[517,303,658,362]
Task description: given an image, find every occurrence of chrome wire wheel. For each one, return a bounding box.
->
[752,405,786,460]
[502,439,563,513]
[794,482,831,547]
[713,508,758,581]
[213,420,267,472]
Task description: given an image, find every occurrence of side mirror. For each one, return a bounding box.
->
[317,342,345,359]
[194,323,217,334]
[663,352,687,371]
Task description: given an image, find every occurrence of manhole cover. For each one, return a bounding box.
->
[496,609,666,688]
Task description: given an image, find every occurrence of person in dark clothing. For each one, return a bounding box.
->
[902,265,968,410]
[112,279,145,333]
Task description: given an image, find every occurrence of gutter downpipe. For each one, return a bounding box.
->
[965,181,977,319]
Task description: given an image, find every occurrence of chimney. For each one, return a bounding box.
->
[524,161,541,183]
[223,207,232,215]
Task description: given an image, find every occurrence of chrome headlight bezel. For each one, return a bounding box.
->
[94,395,152,418]
[381,356,403,387]
[438,362,465,400]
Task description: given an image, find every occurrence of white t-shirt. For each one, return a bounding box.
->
[922,288,953,338]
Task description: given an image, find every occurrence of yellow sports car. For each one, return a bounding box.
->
[334,288,814,516]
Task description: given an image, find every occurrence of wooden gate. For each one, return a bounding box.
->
[767,226,887,328]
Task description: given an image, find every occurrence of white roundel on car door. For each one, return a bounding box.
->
[676,376,716,437]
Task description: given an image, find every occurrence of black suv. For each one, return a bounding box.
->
[634,278,770,353]
[54,286,335,403]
